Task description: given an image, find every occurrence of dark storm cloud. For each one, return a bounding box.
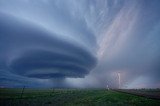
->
[0,0,97,52]
[0,69,55,88]
[0,11,97,86]
[1,0,160,88]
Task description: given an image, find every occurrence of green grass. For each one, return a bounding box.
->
[1,88,160,106]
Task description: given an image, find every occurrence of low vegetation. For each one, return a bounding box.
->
[1,88,160,106]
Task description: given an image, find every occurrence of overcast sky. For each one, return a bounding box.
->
[0,0,160,88]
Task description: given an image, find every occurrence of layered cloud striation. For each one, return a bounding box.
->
[1,0,160,88]
[0,12,97,80]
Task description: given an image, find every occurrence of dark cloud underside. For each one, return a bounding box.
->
[0,0,160,88]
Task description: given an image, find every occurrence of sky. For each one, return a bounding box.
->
[0,0,160,88]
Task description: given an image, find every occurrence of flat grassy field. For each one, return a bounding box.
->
[0,88,160,106]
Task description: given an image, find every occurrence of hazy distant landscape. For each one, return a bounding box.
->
[1,88,160,106]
